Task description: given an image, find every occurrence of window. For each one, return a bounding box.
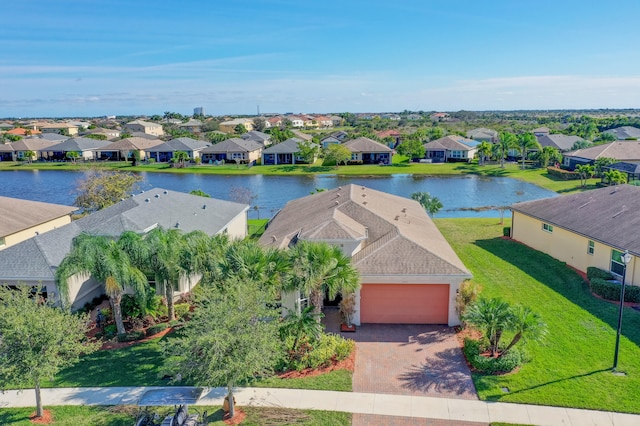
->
[611,249,626,276]
[542,223,554,233]
[0,237,4,247]
[351,153,358,160]
[588,240,595,255]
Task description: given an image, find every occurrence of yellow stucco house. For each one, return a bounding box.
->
[510,185,639,286]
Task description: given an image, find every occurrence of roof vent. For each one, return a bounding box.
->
[401,207,407,213]
[363,201,368,205]
[337,186,342,190]
[175,222,180,228]
[154,194,160,198]
[271,235,278,242]
[612,205,627,218]
[362,193,366,197]
[145,198,150,202]
[578,197,593,209]
[202,204,207,209]
[335,200,340,205]
[395,215,400,221]
[163,190,168,194]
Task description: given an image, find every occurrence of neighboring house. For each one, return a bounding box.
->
[302,116,319,128]
[510,185,639,285]
[179,119,203,134]
[343,137,393,164]
[0,144,14,161]
[320,135,341,150]
[287,116,304,128]
[562,141,640,169]
[261,137,318,165]
[146,137,211,162]
[604,162,640,183]
[466,128,498,143]
[9,138,59,161]
[123,120,164,137]
[536,134,585,152]
[259,185,472,325]
[314,116,334,128]
[219,118,254,133]
[241,130,272,146]
[0,188,249,309]
[97,137,164,161]
[423,135,480,163]
[329,115,344,126]
[6,128,40,136]
[200,138,263,164]
[39,122,79,136]
[267,117,283,128]
[37,133,70,142]
[42,137,112,161]
[85,128,121,140]
[0,122,14,131]
[603,126,640,140]
[430,112,450,122]
[533,127,550,137]
[0,197,76,250]
[376,129,402,147]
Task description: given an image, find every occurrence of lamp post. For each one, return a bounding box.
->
[613,250,632,372]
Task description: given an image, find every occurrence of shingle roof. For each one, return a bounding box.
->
[424,135,480,151]
[10,139,59,152]
[100,137,164,151]
[200,138,263,153]
[343,137,392,153]
[536,134,584,151]
[603,126,640,140]
[511,185,640,255]
[165,137,210,151]
[0,189,249,281]
[258,185,471,277]
[0,197,77,238]
[241,131,270,143]
[47,137,112,152]
[466,128,498,138]
[564,141,640,162]
[262,138,315,154]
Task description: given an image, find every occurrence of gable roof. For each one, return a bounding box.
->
[9,138,58,152]
[200,138,263,153]
[603,126,640,140]
[466,128,498,138]
[241,131,270,143]
[125,119,162,128]
[0,189,249,281]
[343,137,392,153]
[511,185,640,255]
[0,197,76,239]
[536,134,584,151]
[165,137,210,151]
[259,185,470,277]
[47,137,112,152]
[424,135,480,151]
[564,141,640,162]
[100,137,164,151]
[262,137,313,154]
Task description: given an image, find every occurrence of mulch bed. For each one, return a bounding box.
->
[277,347,356,379]
[223,408,246,425]
[29,410,53,424]
[99,326,174,350]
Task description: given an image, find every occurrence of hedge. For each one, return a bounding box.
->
[587,267,614,281]
[463,338,524,374]
[546,166,579,180]
[590,277,640,303]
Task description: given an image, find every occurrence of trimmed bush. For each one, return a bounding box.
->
[282,333,354,372]
[463,338,524,374]
[590,277,640,303]
[587,267,614,281]
[117,331,145,342]
[146,323,169,337]
[546,166,579,180]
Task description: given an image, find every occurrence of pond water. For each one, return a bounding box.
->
[0,170,557,218]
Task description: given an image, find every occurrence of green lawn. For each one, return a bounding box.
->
[436,218,640,414]
[0,405,350,425]
[0,159,597,193]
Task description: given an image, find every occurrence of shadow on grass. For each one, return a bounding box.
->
[500,368,610,398]
[0,410,29,425]
[474,237,640,347]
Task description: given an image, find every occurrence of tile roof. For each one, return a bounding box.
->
[259,185,471,277]
[0,189,249,281]
[343,137,392,153]
[564,141,640,161]
[511,185,640,255]
[0,197,77,238]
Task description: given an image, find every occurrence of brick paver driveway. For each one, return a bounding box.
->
[325,309,477,400]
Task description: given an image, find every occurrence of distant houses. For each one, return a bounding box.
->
[562,141,640,169]
[123,120,164,137]
[423,136,479,163]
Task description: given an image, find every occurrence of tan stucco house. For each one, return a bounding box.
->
[0,197,76,250]
[123,120,164,137]
[510,185,639,285]
[259,185,472,326]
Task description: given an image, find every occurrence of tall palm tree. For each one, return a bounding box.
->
[476,142,493,166]
[56,232,148,335]
[575,164,595,187]
[517,133,540,170]
[286,241,360,316]
[411,191,443,217]
[497,132,517,168]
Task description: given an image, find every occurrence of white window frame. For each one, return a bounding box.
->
[542,223,554,233]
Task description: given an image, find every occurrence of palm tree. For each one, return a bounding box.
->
[280,305,324,352]
[411,191,443,217]
[286,241,360,316]
[462,298,512,357]
[604,169,627,186]
[501,306,547,356]
[537,146,561,168]
[575,164,595,187]
[476,142,493,166]
[56,232,148,335]
[24,150,36,164]
[517,133,540,170]
[497,132,517,168]
[172,151,190,168]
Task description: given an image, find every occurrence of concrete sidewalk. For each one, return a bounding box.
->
[1,386,639,426]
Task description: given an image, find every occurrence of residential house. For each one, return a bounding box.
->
[0,122,14,131]
[0,144,14,161]
[603,126,640,140]
[287,116,305,128]
[0,197,76,250]
[302,115,319,128]
[430,112,450,122]
[407,113,422,121]
[39,122,79,136]
[329,115,344,126]
[562,141,640,169]
[267,117,283,128]
[6,128,40,137]
[423,135,480,163]
[200,138,263,164]
[145,137,211,162]
[123,120,165,137]
[261,137,318,165]
[258,185,472,325]
[9,138,59,161]
[179,119,203,134]
[314,116,334,128]
[85,128,121,140]
[376,129,402,147]
[42,137,112,161]
[320,135,341,150]
[343,137,393,164]
[0,188,249,309]
[241,131,272,146]
[37,133,69,142]
[510,185,639,286]
[533,127,550,137]
[219,118,254,133]
[605,162,640,183]
[466,128,498,143]
[536,134,585,152]
[97,137,164,161]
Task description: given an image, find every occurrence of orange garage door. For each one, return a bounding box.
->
[360,284,449,324]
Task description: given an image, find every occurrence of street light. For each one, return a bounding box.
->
[613,250,633,372]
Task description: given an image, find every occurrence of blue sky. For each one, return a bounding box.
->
[2,0,640,117]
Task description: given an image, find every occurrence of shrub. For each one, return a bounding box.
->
[463,338,524,374]
[587,267,614,281]
[121,294,144,319]
[117,331,145,342]
[590,277,640,303]
[346,160,363,165]
[283,333,354,371]
[146,323,169,337]
[169,319,183,328]
[456,280,482,318]
[546,166,579,180]
[129,317,145,331]
[103,324,117,338]
[174,303,191,320]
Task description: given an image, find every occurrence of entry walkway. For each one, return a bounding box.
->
[1,386,639,426]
